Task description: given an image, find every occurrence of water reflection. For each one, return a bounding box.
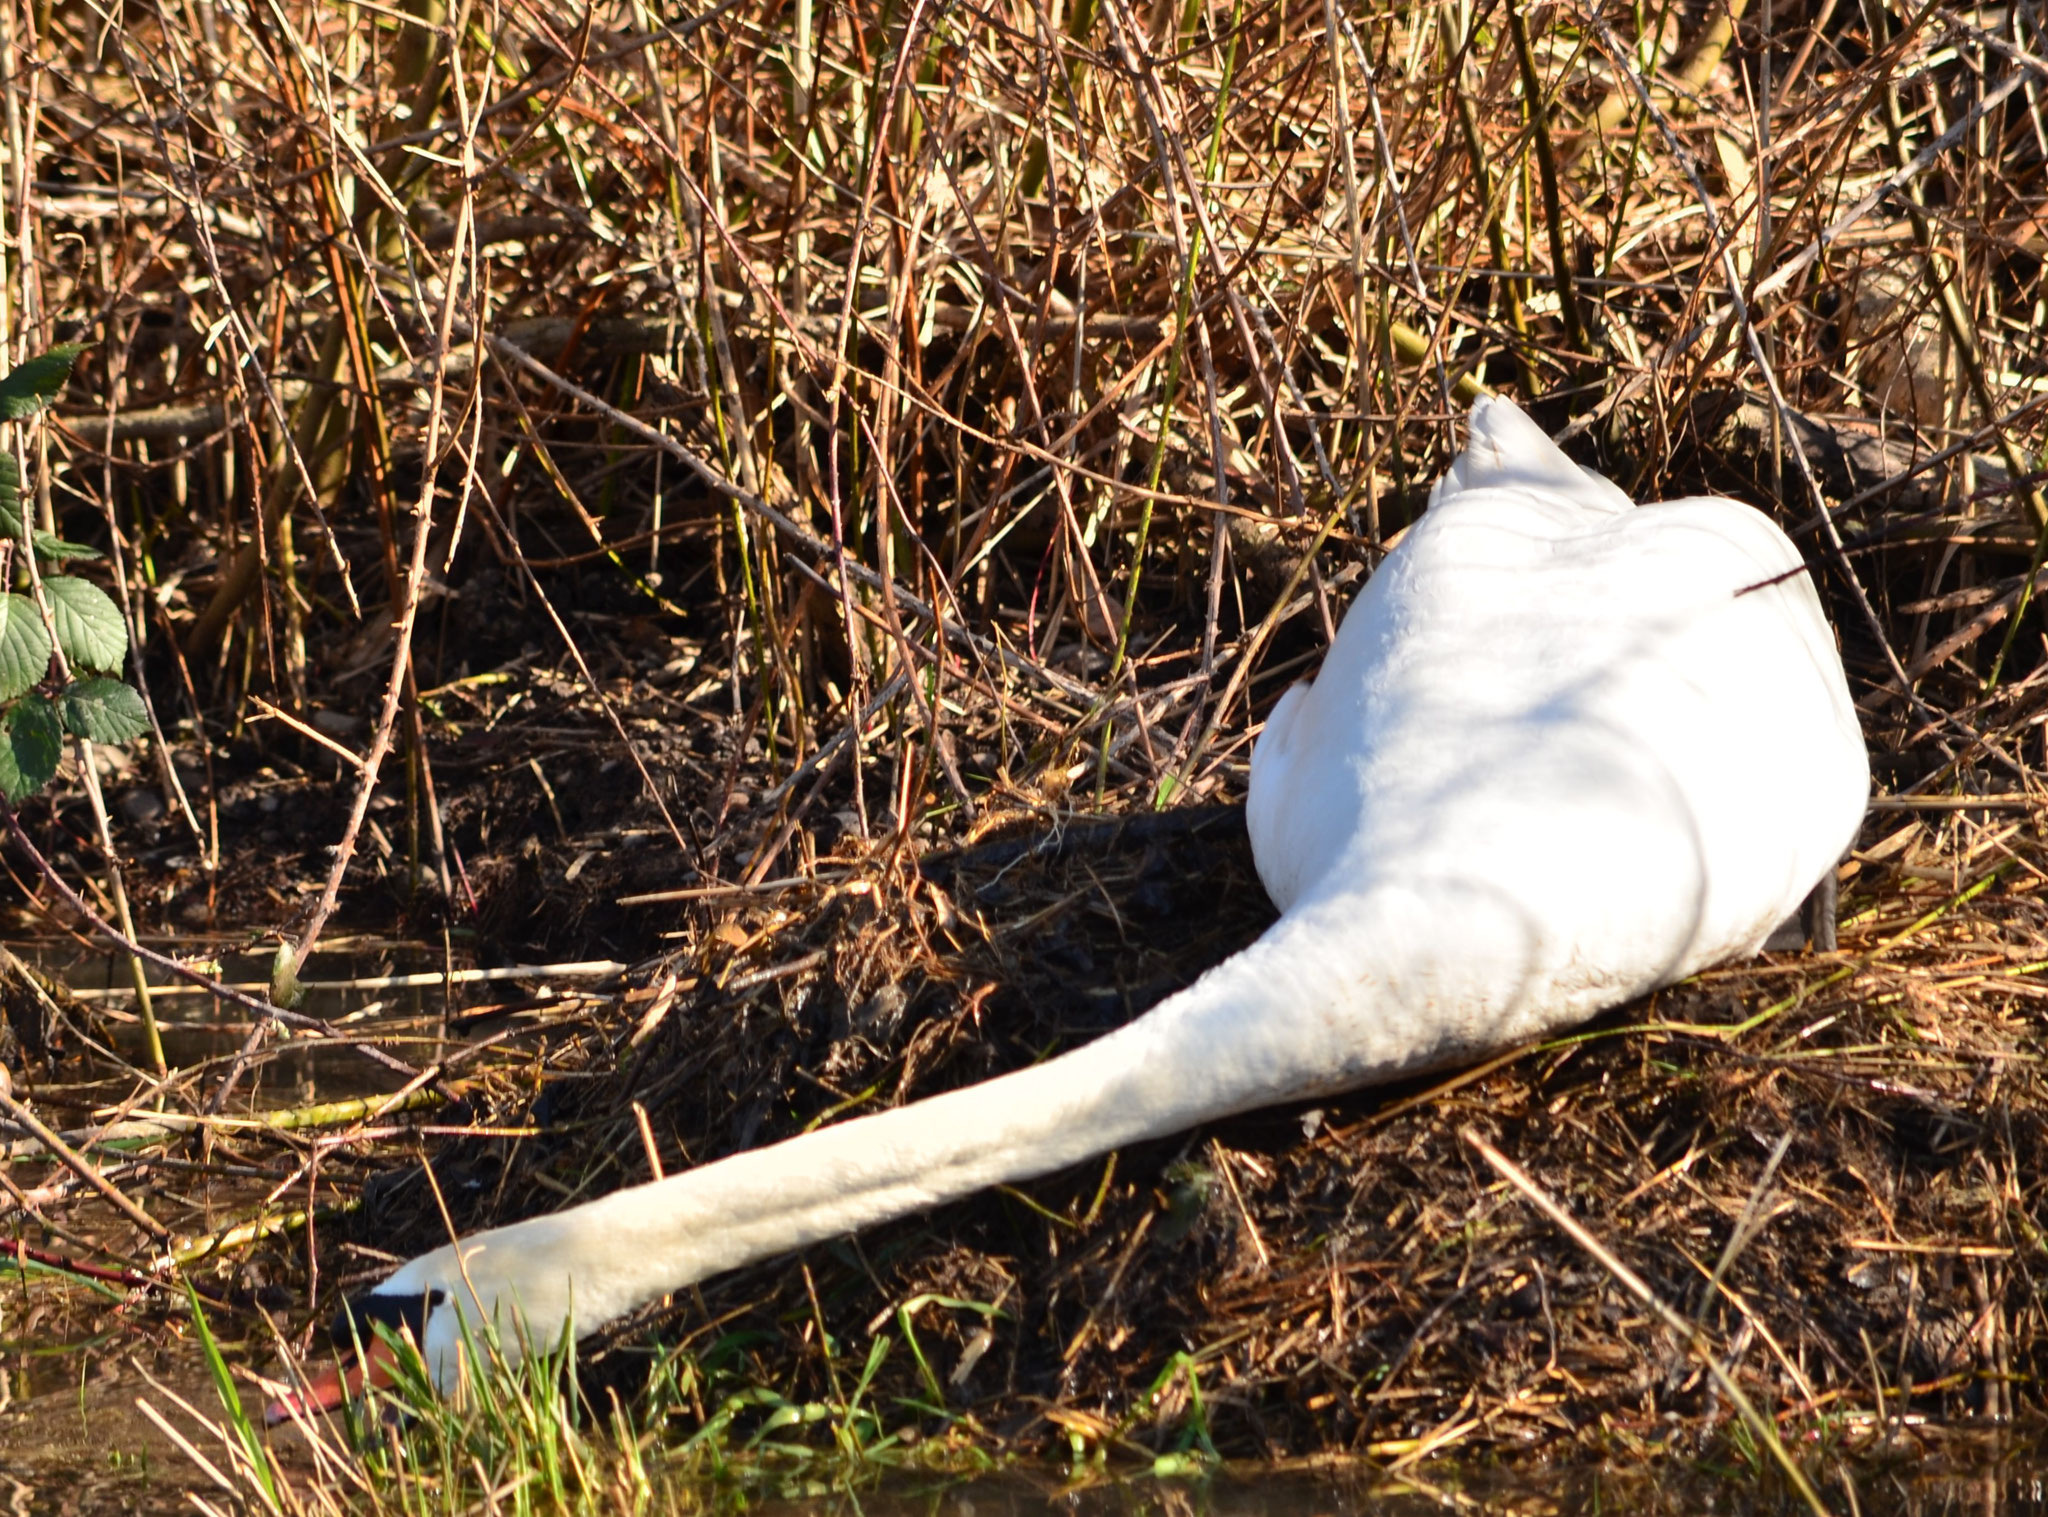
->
[12,938,621,1101]
[17,939,448,1098]
[749,1465,2048,1517]
[0,936,626,1511]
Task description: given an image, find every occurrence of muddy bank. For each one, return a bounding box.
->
[22,693,2041,1469]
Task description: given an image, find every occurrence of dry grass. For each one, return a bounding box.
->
[0,0,2047,1495]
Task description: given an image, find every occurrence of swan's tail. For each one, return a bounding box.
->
[1432,396,1633,517]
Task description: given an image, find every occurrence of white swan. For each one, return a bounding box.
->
[280,396,1868,1412]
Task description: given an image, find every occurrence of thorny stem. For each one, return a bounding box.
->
[7,414,163,1075]
[288,28,482,980]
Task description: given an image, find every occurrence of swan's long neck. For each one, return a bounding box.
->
[453,910,1402,1337]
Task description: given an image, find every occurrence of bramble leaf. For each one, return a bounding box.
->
[0,696,62,801]
[43,577,126,671]
[0,451,21,539]
[0,593,50,701]
[59,677,148,743]
[33,532,100,563]
[0,343,84,420]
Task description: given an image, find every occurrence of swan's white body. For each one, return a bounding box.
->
[353,398,1868,1394]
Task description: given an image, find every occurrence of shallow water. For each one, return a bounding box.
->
[0,938,621,1504]
[1,1254,2044,1516]
[15,936,629,1108]
[10,1360,2048,1517]
[0,1349,222,1513]
[752,1462,2048,1517]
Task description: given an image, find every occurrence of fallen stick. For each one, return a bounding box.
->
[1464,1130,1830,1517]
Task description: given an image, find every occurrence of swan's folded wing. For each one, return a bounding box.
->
[1247,680,1314,911]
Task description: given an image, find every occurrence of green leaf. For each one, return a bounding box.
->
[32,532,99,563]
[59,677,148,743]
[42,578,125,672]
[0,593,50,701]
[0,448,105,558]
[0,452,21,539]
[0,696,62,801]
[0,343,84,420]
[269,942,305,1011]
[184,1280,281,1507]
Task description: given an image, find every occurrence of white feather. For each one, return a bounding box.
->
[366,396,1869,1393]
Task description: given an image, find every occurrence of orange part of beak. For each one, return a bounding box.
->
[263,1336,405,1425]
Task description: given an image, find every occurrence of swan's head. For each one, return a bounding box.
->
[264,1237,566,1420]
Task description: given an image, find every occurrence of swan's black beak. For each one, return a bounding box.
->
[262,1288,440,1424]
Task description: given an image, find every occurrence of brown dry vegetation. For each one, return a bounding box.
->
[0,0,2047,1493]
